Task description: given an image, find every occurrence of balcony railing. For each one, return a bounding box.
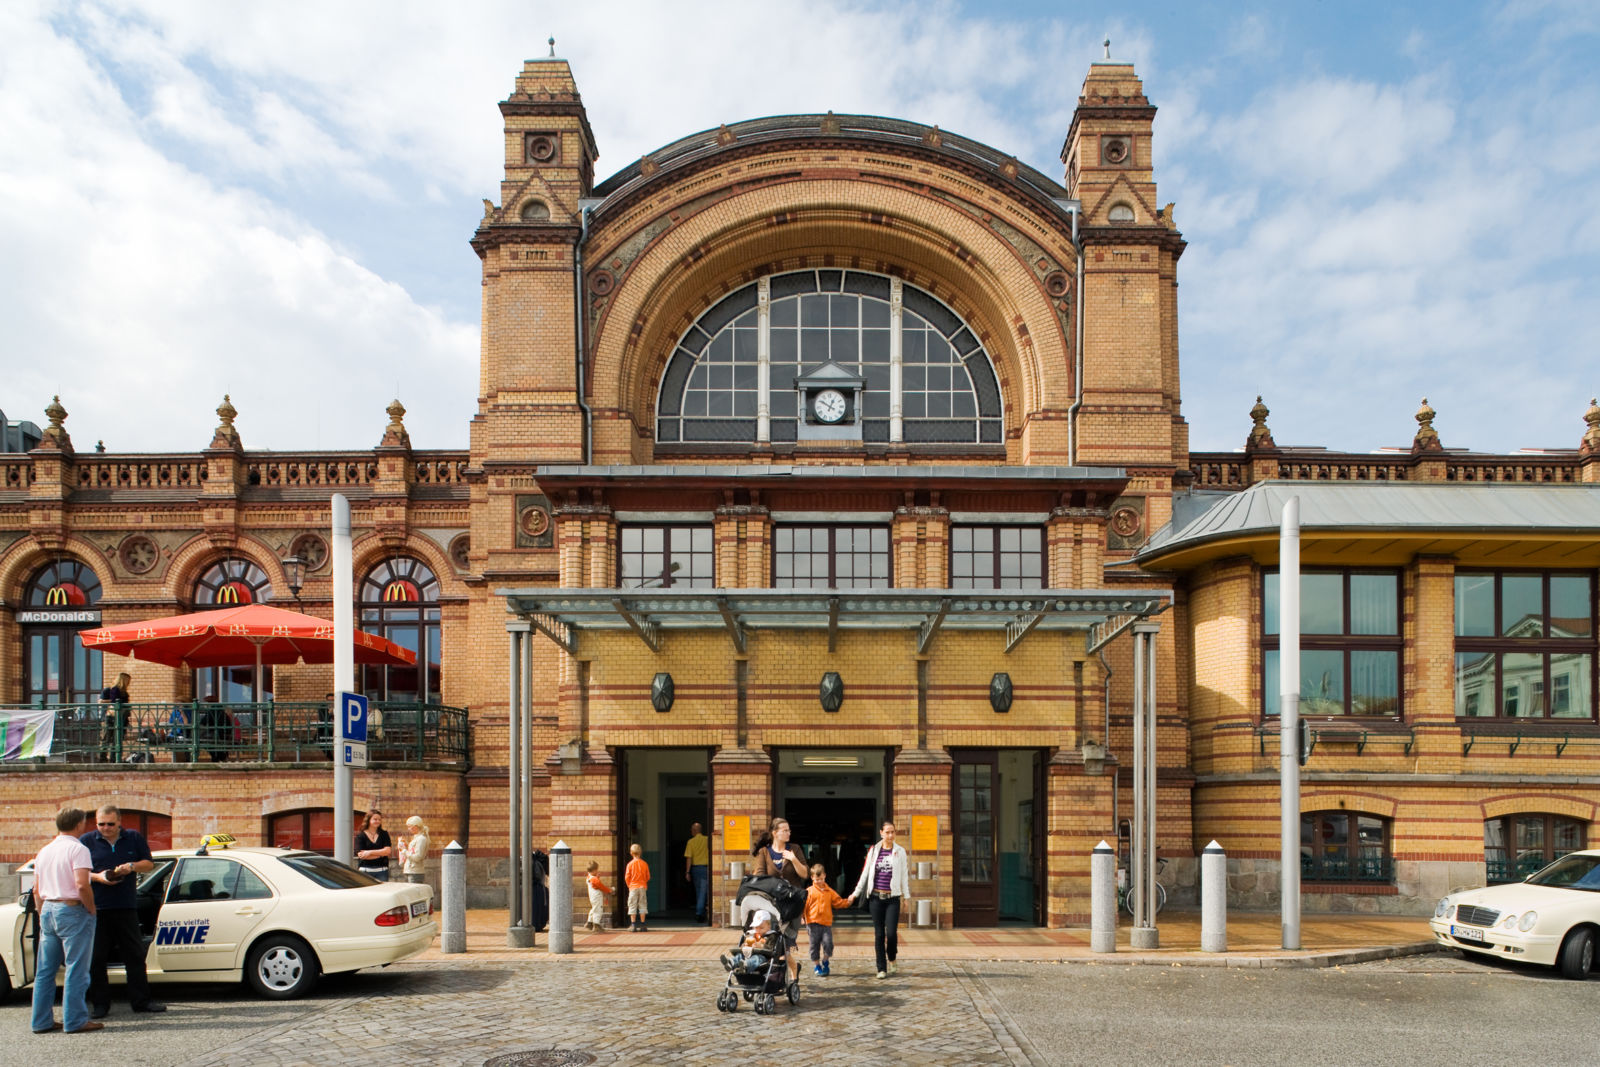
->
[1300,853,1393,883]
[6,701,470,766]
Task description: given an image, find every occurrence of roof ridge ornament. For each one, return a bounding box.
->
[210,393,242,451]
[1412,396,1441,453]
[1582,396,1600,456]
[1104,37,1111,60]
[34,394,72,453]
[1246,395,1276,451]
[820,111,841,136]
[381,398,411,449]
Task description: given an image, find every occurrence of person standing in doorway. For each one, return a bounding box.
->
[624,843,651,931]
[683,821,710,923]
[354,810,393,881]
[847,820,909,979]
[30,807,100,1035]
[82,805,164,1018]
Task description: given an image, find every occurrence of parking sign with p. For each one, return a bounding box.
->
[340,691,368,766]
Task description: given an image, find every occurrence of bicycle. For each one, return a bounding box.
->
[1116,855,1168,916]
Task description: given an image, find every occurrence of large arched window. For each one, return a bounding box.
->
[1485,813,1587,883]
[192,558,273,702]
[359,557,441,702]
[22,559,104,705]
[656,270,1003,447]
[1301,811,1392,883]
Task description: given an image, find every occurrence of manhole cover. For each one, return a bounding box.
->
[484,1053,597,1067]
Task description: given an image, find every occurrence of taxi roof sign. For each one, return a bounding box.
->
[198,832,237,854]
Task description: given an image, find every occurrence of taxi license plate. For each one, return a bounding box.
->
[411,901,429,918]
[1451,925,1485,943]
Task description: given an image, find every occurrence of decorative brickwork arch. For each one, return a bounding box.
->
[1481,794,1598,822]
[1299,792,1397,819]
[586,173,1074,463]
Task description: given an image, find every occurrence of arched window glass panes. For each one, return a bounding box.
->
[359,558,441,703]
[22,560,104,705]
[194,558,271,608]
[192,558,273,702]
[657,270,1003,447]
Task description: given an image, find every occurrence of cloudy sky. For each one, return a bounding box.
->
[2,0,1595,455]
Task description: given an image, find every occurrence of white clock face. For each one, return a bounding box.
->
[812,388,848,423]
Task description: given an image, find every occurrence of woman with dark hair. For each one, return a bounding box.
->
[750,817,808,982]
[847,820,909,979]
[353,810,393,881]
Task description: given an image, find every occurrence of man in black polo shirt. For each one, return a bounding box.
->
[81,804,165,1017]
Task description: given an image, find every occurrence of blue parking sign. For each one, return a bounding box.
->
[340,691,368,744]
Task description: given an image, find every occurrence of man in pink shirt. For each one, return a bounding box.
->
[30,807,102,1035]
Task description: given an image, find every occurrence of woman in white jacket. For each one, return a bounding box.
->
[847,821,909,979]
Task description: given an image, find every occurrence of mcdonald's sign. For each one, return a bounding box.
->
[216,581,253,605]
[45,583,87,606]
[382,579,420,603]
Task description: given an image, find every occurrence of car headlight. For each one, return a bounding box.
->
[1518,910,1538,932]
[1434,898,1452,919]
[1500,914,1519,929]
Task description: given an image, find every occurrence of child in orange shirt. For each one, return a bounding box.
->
[585,860,612,932]
[803,863,850,976]
[624,843,651,932]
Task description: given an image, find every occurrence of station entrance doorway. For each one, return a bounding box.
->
[950,749,1046,927]
[773,749,887,922]
[613,748,712,926]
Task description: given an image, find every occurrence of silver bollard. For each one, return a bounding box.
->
[548,841,573,954]
[441,839,466,954]
[1201,840,1227,953]
[1090,840,1116,953]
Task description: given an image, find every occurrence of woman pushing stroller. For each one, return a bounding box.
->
[750,818,809,984]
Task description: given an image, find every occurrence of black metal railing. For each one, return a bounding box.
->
[1300,852,1394,883]
[5,701,470,766]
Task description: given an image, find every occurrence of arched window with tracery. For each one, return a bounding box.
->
[656,270,1003,447]
[359,558,441,702]
[22,559,104,705]
[192,558,273,702]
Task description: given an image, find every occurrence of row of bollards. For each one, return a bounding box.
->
[1089,838,1229,953]
[443,838,1229,956]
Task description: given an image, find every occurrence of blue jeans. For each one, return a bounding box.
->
[32,902,96,1033]
[690,865,709,918]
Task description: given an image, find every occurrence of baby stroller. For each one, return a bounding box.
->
[716,874,807,1015]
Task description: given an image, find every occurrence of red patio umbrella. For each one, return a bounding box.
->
[79,603,416,701]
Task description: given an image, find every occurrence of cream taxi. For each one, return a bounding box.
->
[1430,848,1600,979]
[1,835,435,1001]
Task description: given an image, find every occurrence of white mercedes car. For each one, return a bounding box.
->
[0,836,435,1001]
[1430,849,1600,978]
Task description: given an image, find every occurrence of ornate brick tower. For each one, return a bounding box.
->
[1061,56,1188,534]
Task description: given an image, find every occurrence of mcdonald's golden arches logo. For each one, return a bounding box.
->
[44,583,86,606]
[216,581,253,605]
[382,579,420,602]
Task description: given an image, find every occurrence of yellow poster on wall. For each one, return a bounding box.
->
[911,814,937,853]
[724,815,750,853]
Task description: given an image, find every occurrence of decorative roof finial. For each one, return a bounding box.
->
[1246,395,1275,450]
[381,398,412,449]
[1104,37,1111,60]
[33,394,72,453]
[1412,396,1441,453]
[210,393,242,450]
[1581,396,1600,456]
[549,36,556,58]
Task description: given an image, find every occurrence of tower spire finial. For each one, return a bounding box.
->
[548,36,556,58]
[1104,37,1111,60]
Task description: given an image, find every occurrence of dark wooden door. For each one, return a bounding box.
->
[952,750,999,926]
[1032,751,1047,925]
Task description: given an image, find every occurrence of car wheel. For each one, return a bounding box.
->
[1559,928,1594,980]
[245,934,320,999]
[0,955,11,1006]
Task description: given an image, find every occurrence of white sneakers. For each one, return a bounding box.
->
[887,961,898,975]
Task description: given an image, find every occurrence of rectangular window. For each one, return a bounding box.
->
[774,525,890,589]
[1263,569,1401,717]
[950,525,1045,589]
[1454,571,1597,721]
[618,525,715,588]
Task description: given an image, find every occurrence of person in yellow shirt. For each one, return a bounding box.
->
[683,821,710,923]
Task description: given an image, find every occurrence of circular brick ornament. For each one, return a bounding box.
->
[449,533,471,572]
[291,533,329,572]
[518,505,550,539]
[119,534,159,575]
[1110,506,1141,538]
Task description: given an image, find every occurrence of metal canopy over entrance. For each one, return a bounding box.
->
[498,587,1172,656]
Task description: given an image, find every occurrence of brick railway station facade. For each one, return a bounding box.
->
[3,54,1599,924]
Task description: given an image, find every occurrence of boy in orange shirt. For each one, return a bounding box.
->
[624,842,651,932]
[804,863,850,976]
[584,860,612,932]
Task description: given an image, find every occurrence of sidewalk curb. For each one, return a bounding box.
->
[1066,941,1442,969]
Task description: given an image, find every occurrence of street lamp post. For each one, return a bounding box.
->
[282,554,305,609]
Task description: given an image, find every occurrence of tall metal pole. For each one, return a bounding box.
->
[1130,626,1146,930]
[1280,496,1302,950]
[507,625,525,943]
[332,494,353,867]
[1144,622,1158,939]
[520,632,534,932]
